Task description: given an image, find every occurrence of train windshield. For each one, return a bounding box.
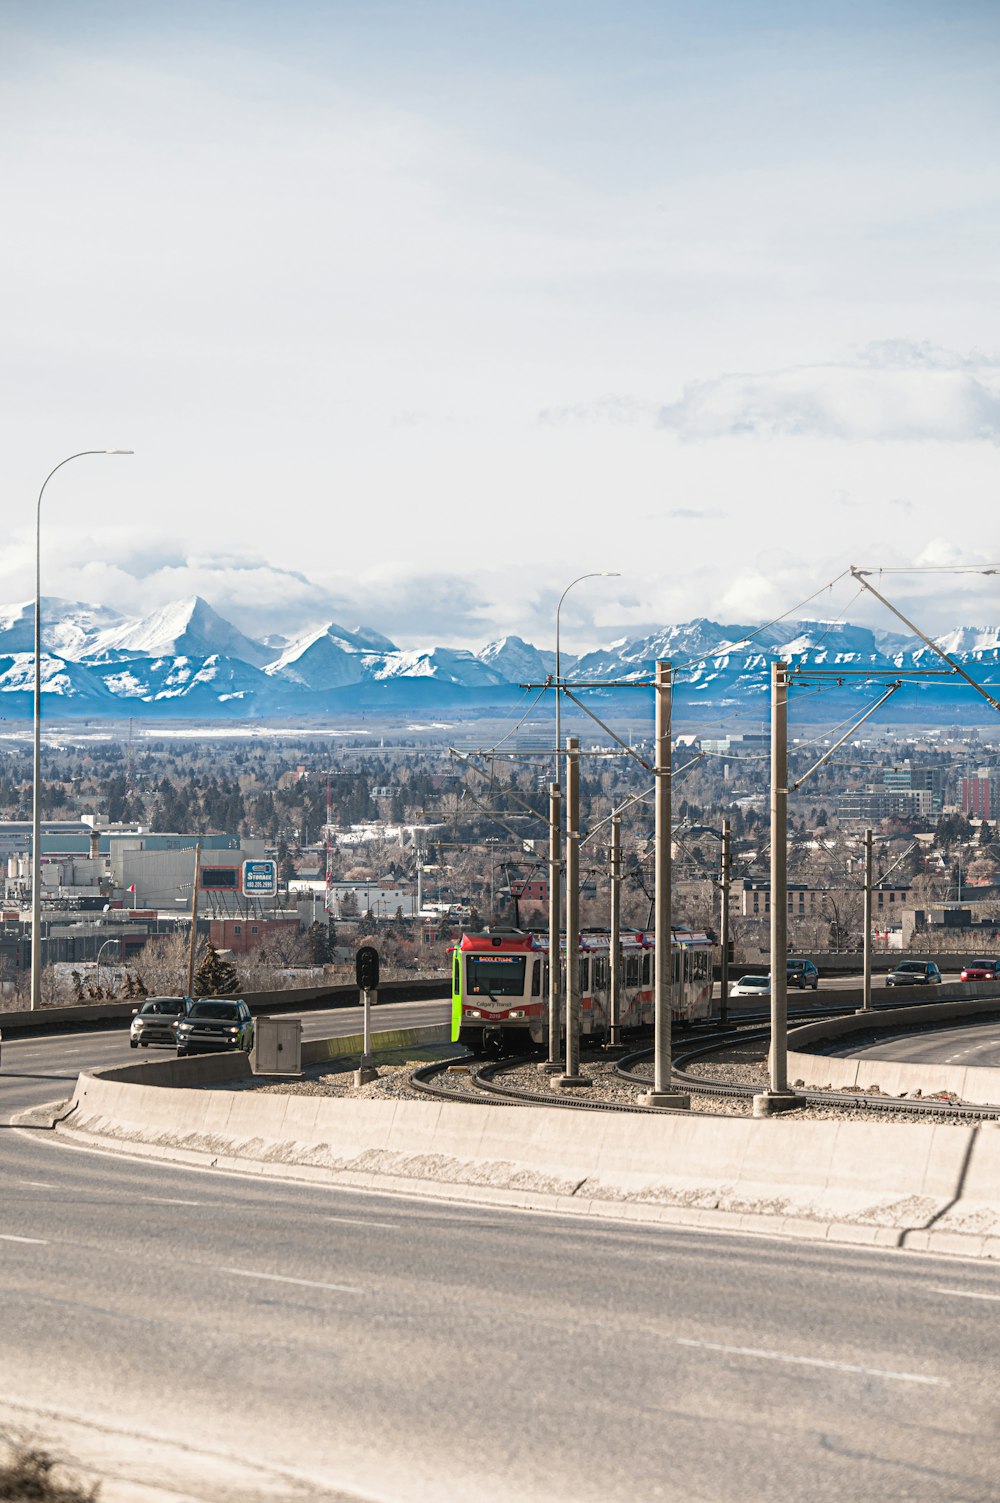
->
[467,954,527,996]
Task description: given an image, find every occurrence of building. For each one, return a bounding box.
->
[740,878,910,919]
[208,916,301,956]
[962,768,996,820]
[838,787,934,824]
[882,761,943,813]
[510,876,548,907]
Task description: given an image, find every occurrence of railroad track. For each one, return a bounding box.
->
[410,998,1000,1120]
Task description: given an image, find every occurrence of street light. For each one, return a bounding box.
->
[554,571,620,758]
[95,937,121,997]
[30,450,133,1011]
[540,570,619,1074]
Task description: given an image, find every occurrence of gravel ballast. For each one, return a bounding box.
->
[247,1036,978,1124]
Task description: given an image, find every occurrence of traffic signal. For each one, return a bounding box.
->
[356,945,380,990]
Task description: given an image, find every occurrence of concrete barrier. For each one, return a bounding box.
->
[301,1023,452,1066]
[55,1054,1000,1259]
[0,975,450,1035]
[788,997,1000,1104]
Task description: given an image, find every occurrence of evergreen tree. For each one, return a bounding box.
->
[307,920,334,964]
[193,940,239,996]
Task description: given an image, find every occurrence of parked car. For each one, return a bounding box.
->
[960,959,999,982]
[129,996,190,1049]
[729,974,771,998]
[885,961,942,987]
[786,958,819,990]
[176,998,254,1056]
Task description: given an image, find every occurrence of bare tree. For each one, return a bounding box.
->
[134,933,193,996]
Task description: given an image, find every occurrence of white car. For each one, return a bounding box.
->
[729,974,770,997]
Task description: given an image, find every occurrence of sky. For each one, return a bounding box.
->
[1,0,999,653]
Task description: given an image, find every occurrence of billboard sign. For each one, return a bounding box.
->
[242,859,278,897]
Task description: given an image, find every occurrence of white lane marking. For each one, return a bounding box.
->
[674,1337,947,1386]
[931,1287,1000,1302]
[18,1181,56,1189]
[325,1216,398,1230]
[220,1266,362,1294]
[139,1197,201,1206]
[0,1234,49,1245]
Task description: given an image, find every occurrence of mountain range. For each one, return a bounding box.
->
[1,595,999,723]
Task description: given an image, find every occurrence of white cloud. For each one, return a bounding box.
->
[658,343,1000,444]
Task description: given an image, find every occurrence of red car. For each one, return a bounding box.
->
[960,959,999,982]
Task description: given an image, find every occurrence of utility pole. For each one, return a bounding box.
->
[640,661,688,1108]
[859,827,873,1013]
[719,817,731,1026]
[609,813,621,1046]
[554,737,591,1088]
[186,843,202,998]
[755,661,797,1115]
[539,781,562,1073]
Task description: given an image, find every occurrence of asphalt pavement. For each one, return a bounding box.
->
[1,998,998,1503]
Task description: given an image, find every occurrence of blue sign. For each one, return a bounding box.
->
[242,859,277,896]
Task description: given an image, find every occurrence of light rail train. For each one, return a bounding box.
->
[450,926,715,1054]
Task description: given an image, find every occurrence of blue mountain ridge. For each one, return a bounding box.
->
[1,599,998,723]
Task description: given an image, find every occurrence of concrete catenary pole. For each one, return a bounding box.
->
[755,660,797,1115]
[719,817,731,1027]
[609,813,622,1046]
[539,781,563,1072]
[861,827,873,1013]
[640,661,688,1108]
[555,737,591,1088]
[186,843,202,997]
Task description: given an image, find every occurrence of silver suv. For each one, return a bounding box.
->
[130,996,191,1048]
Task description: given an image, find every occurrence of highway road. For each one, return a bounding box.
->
[834,1018,1000,1069]
[1,999,999,1503]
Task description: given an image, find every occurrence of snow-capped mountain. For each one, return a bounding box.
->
[2,596,1000,721]
[0,598,128,658]
[85,596,274,669]
[366,647,507,686]
[477,635,561,683]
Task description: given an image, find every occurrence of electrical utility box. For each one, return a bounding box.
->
[252,1016,303,1076]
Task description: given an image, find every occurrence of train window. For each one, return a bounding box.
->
[579,957,589,993]
[642,953,651,985]
[624,952,640,987]
[672,953,681,984]
[531,959,541,997]
[467,955,527,996]
[594,956,608,989]
[453,953,460,993]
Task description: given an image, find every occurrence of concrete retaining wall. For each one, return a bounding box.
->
[787,996,1000,1104]
[59,1059,1000,1258]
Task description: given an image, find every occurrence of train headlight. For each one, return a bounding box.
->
[509,1010,525,1018]
[465,1008,482,1019]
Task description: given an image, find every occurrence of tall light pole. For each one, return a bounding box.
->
[30,450,133,1010]
[542,569,619,1073]
[554,571,620,760]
